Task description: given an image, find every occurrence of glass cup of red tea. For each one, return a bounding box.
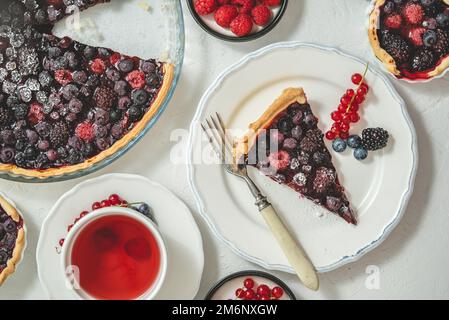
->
[60,207,167,300]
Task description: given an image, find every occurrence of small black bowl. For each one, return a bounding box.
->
[205,270,296,300]
[187,0,289,42]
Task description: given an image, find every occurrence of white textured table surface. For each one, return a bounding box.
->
[1,0,449,300]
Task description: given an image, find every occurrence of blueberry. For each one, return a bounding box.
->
[423,30,438,47]
[26,129,38,144]
[128,106,143,122]
[114,80,128,96]
[347,135,362,149]
[82,143,95,157]
[145,73,160,87]
[137,203,152,216]
[83,46,96,60]
[304,114,317,127]
[420,0,435,6]
[131,89,149,105]
[291,126,302,140]
[72,71,87,84]
[109,110,121,123]
[436,12,449,29]
[141,60,157,72]
[354,147,368,161]
[393,0,404,4]
[283,138,298,150]
[277,117,293,134]
[68,98,83,113]
[118,59,134,73]
[332,138,347,153]
[24,146,37,159]
[384,2,395,14]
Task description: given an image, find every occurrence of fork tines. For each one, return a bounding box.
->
[201,113,234,165]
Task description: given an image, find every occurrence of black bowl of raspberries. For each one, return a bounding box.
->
[188,0,288,42]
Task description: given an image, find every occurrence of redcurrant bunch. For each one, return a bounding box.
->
[234,277,285,300]
[326,65,370,141]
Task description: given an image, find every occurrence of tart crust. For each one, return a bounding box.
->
[368,0,449,79]
[0,195,25,286]
[0,63,174,179]
[235,87,307,160]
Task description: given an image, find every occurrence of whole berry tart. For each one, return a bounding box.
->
[235,88,357,225]
[0,194,25,286]
[368,0,449,81]
[0,0,174,179]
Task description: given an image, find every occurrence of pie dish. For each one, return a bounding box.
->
[0,0,175,179]
[0,194,25,286]
[235,88,357,225]
[368,0,449,81]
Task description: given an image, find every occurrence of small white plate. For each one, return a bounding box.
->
[36,174,204,299]
[187,42,418,273]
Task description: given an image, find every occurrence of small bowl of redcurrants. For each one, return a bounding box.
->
[205,270,296,300]
[188,0,288,42]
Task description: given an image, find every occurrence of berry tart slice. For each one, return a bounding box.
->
[235,88,357,225]
[368,0,449,81]
[0,0,174,179]
[0,194,25,286]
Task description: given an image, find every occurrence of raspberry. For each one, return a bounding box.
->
[54,70,72,85]
[75,121,95,142]
[384,14,402,29]
[194,0,217,15]
[217,0,230,4]
[126,70,146,89]
[230,14,253,36]
[408,27,426,46]
[28,102,44,125]
[233,0,255,14]
[214,5,239,28]
[262,0,281,6]
[251,5,272,26]
[268,150,290,171]
[109,52,121,65]
[91,58,106,74]
[403,3,424,25]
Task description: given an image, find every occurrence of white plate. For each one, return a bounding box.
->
[187,42,418,273]
[36,174,204,299]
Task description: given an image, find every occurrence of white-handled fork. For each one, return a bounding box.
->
[201,113,319,291]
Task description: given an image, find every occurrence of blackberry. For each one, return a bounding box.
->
[380,31,411,65]
[94,86,117,109]
[0,107,11,126]
[361,128,389,151]
[50,122,69,147]
[13,103,28,119]
[434,29,449,57]
[411,49,435,72]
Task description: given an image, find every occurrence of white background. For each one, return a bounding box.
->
[1,0,449,299]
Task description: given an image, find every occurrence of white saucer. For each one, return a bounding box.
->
[36,173,204,299]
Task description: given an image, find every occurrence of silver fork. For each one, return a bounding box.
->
[202,113,319,291]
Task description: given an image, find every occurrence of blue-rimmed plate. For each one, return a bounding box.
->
[187,42,418,273]
[0,0,184,183]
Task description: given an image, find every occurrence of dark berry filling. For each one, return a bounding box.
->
[0,203,22,273]
[246,102,355,224]
[0,1,166,170]
[378,0,449,78]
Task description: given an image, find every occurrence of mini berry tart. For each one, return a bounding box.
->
[0,1,174,179]
[368,0,449,81]
[0,194,25,286]
[235,88,357,224]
